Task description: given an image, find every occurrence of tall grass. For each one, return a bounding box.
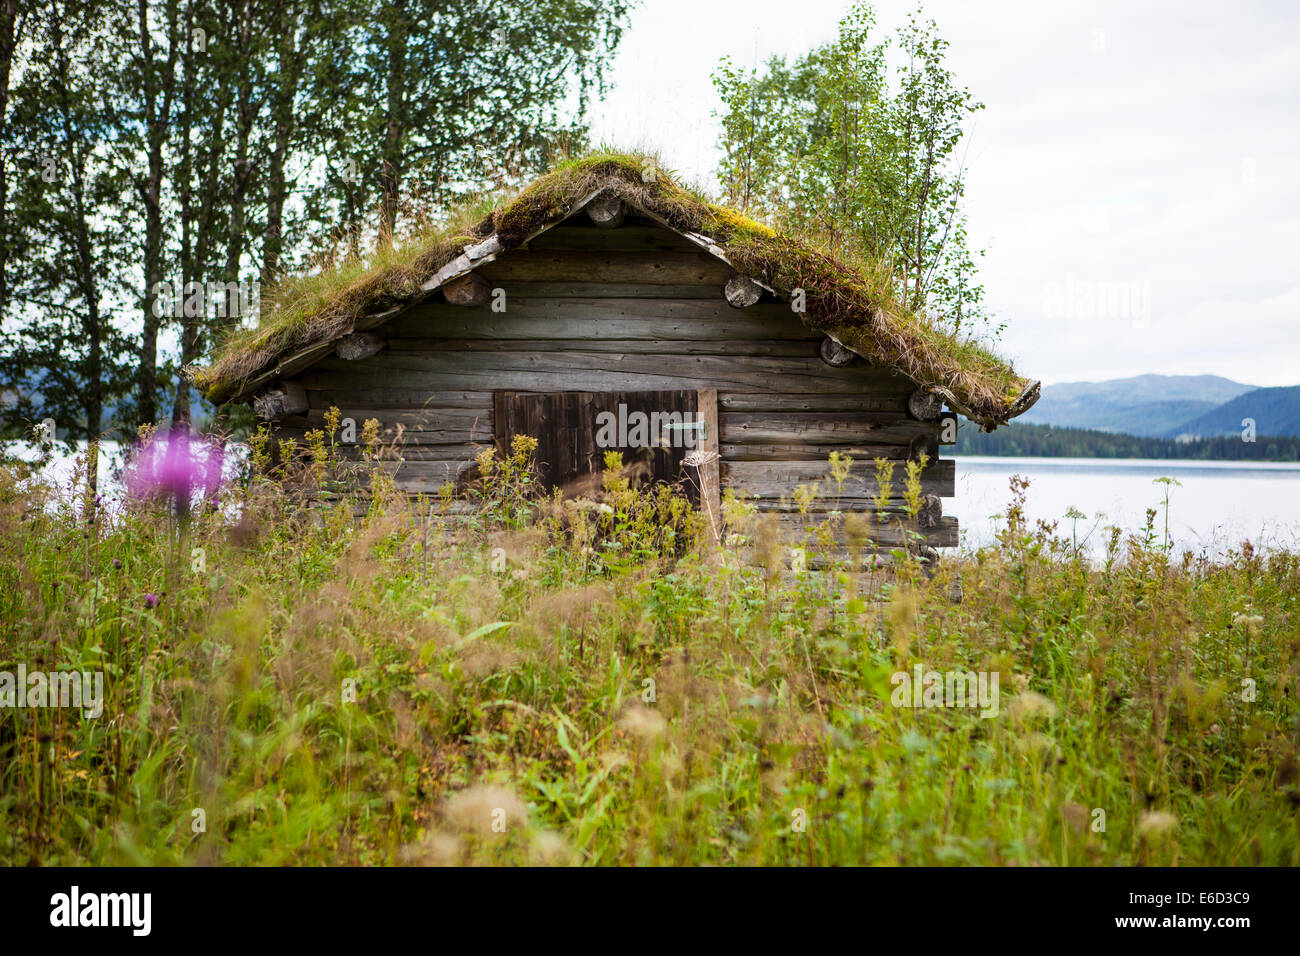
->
[1,427,1297,866]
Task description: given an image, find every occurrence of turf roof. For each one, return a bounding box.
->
[194,151,1039,428]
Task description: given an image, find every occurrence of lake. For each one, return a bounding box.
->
[952,456,1300,558]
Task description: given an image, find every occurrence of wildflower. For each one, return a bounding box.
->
[124,428,223,510]
[682,449,719,469]
[112,558,121,570]
[143,593,159,609]
[529,830,572,866]
[1137,811,1178,838]
[1231,612,1264,637]
[1007,690,1058,722]
[399,832,461,867]
[1014,731,1062,761]
[443,785,526,836]
[599,750,630,773]
[618,702,667,741]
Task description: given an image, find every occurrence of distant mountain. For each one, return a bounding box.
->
[1019,374,1258,437]
[1082,399,1220,436]
[1165,385,1300,439]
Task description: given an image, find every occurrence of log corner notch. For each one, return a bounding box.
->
[334,331,386,361]
[908,431,940,463]
[252,381,308,420]
[916,493,943,529]
[585,192,626,229]
[907,386,944,422]
[916,543,942,578]
[442,270,492,306]
[819,336,855,367]
[724,275,763,308]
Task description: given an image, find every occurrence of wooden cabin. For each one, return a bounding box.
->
[198,158,1039,563]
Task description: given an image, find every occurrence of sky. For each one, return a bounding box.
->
[586,0,1300,387]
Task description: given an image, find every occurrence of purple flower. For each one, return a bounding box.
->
[112,558,122,570]
[125,428,223,508]
[143,592,159,609]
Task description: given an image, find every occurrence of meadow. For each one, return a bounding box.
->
[1,422,1297,866]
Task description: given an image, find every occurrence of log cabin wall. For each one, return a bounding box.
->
[268,213,957,548]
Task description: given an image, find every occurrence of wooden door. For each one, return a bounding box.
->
[493,389,718,505]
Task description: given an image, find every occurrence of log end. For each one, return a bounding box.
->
[908,431,940,464]
[820,336,856,367]
[724,275,763,308]
[915,543,941,578]
[335,332,386,361]
[917,493,943,529]
[253,381,309,420]
[586,193,626,229]
[442,271,491,306]
[907,387,944,422]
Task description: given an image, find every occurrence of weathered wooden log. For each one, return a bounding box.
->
[528,224,703,253]
[749,496,942,521]
[914,543,941,577]
[722,458,955,498]
[720,411,935,445]
[917,493,942,529]
[721,442,924,461]
[253,381,309,420]
[1009,379,1042,417]
[820,337,855,366]
[334,332,386,361]
[907,386,944,421]
[724,275,763,308]
[694,388,721,522]
[478,251,731,286]
[908,431,939,463]
[300,352,907,394]
[586,193,626,229]
[718,392,911,413]
[281,405,490,434]
[460,280,727,299]
[387,337,818,357]
[761,513,959,549]
[390,298,817,339]
[303,388,493,411]
[442,271,492,306]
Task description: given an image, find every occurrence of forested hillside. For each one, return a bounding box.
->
[954,420,1300,460]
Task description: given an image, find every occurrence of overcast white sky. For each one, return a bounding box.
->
[587,0,1300,387]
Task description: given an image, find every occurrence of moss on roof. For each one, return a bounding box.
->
[195,151,1038,428]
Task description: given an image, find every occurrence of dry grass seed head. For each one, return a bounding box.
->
[443,785,528,836]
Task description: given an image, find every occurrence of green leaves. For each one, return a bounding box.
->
[455,620,515,650]
[711,1,993,341]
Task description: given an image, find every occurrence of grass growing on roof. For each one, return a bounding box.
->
[196,199,497,403]
[196,150,1034,426]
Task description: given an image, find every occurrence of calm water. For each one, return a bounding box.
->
[953,457,1300,557]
